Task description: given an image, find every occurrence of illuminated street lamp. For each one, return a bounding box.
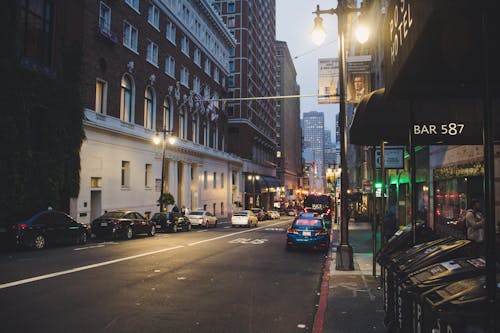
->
[312,1,368,270]
[247,174,260,208]
[153,129,176,212]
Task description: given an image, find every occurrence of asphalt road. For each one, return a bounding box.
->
[0,217,327,333]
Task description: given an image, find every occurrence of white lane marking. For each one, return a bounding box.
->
[224,226,230,229]
[73,245,105,251]
[0,245,184,290]
[187,220,288,246]
[197,229,208,233]
[229,238,268,245]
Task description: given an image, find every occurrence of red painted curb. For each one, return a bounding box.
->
[312,231,334,333]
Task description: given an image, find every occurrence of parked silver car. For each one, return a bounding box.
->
[187,210,218,228]
[231,210,258,228]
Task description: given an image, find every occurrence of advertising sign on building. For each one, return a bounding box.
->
[347,55,372,103]
[318,58,340,104]
[375,147,404,169]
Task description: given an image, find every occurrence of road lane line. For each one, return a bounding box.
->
[73,244,105,251]
[187,220,288,246]
[0,245,184,290]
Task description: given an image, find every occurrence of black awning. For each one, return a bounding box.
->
[350,89,499,146]
[349,89,410,146]
[261,176,281,190]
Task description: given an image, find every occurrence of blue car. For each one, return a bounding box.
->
[286,215,330,252]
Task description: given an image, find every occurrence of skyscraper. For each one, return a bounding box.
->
[303,111,325,191]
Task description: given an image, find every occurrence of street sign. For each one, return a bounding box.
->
[375,148,404,169]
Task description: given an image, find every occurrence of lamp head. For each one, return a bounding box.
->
[311,15,326,46]
[153,134,161,145]
[167,135,177,145]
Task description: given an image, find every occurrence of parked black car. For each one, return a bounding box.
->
[1,210,88,250]
[91,210,155,240]
[150,212,192,233]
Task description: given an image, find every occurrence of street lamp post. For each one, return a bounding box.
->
[153,128,175,212]
[312,1,367,270]
[247,174,260,208]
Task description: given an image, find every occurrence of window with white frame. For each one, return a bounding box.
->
[148,3,159,29]
[213,125,218,149]
[213,172,216,188]
[192,114,199,143]
[203,171,208,189]
[165,56,175,77]
[221,173,224,188]
[180,66,189,87]
[99,2,111,32]
[179,108,186,139]
[228,1,235,13]
[203,121,209,147]
[228,75,234,87]
[227,16,236,28]
[213,67,219,83]
[120,74,134,122]
[204,59,211,76]
[146,40,158,66]
[95,79,107,114]
[145,163,152,188]
[221,134,225,152]
[163,97,172,130]
[194,48,201,66]
[166,22,176,44]
[125,0,139,12]
[193,76,200,94]
[181,36,189,56]
[121,161,130,188]
[123,21,138,52]
[144,87,154,129]
[229,60,235,72]
[229,48,235,57]
[204,86,211,100]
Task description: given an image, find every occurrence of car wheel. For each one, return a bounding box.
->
[125,226,133,240]
[32,234,46,250]
[206,220,210,229]
[187,223,192,232]
[214,221,217,228]
[172,224,178,233]
[148,225,156,237]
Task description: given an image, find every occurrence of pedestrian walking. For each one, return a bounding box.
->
[465,199,485,255]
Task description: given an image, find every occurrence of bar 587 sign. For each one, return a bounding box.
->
[413,123,464,136]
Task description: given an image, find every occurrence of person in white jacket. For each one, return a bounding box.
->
[465,199,485,254]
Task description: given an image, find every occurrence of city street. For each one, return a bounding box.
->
[0,217,327,333]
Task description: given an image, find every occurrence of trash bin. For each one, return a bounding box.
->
[419,273,500,333]
[399,257,487,333]
[376,222,435,326]
[391,238,472,333]
[382,236,456,329]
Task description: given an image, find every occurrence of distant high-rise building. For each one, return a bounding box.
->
[303,111,325,191]
[324,129,336,169]
[275,41,302,203]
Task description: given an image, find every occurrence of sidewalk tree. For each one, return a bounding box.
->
[158,192,175,210]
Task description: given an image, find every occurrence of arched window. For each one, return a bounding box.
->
[213,125,218,149]
[144,87,155,129]
[120,74,134,122]
[179,108,186,139]
[163,97,172,131]
[203,120,209,147]
[192,114,199,143]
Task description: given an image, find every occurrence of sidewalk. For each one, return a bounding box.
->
[322,223,386,333]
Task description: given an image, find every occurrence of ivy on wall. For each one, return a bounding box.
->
[0,1,85,222]
[433,161,484,181]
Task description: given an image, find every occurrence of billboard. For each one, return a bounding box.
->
[318,58,339,104]
[347,55,372,103]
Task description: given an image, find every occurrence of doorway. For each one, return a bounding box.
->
[90,190,102,222]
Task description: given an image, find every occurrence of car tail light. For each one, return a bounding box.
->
[304,208,308,212]
[12,223,28,230]
[326,208,331,214]
[287,227,298,234]
[316,229,328,236]
[111,220,120,225]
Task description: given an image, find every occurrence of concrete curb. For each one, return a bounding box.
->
[312,229,334,333]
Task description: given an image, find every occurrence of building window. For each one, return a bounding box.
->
[146,40,158,66]
[125,0,139,12]
[221,202,224,215]
[163,97,172,130]
[95,79,107,114]
[179,108,186,139]
[180,66,189,87]
[123,21,138,52]
[121,161,130,188]
[213,125,218,149]
[99,2,111,32]
[192,114,199,143]
[166,22,176,44]
[204,86,211,100]
[203,121,209,147]
[145,164,152,188]
[194,48,201,66]
[144,87,154,129]
[91,177,102,188]
[228,76,234,87]
[204,59,211,76]
[147,3,159,29]
[229,48,235,57]
[227,17,236,28]
[221,173,224,188]
[19,0,54,66]
[120,74,134,122]
[193,76,201,94]
[227,2,235,13]
[165,56,175,78]
[181,36,189,56]
[229,60,235,72]
[204,171,208,189]
[213,172,217,188]
[213,67,219,83]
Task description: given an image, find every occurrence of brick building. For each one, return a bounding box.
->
[75,0,243,223]
[211,0,279,210]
